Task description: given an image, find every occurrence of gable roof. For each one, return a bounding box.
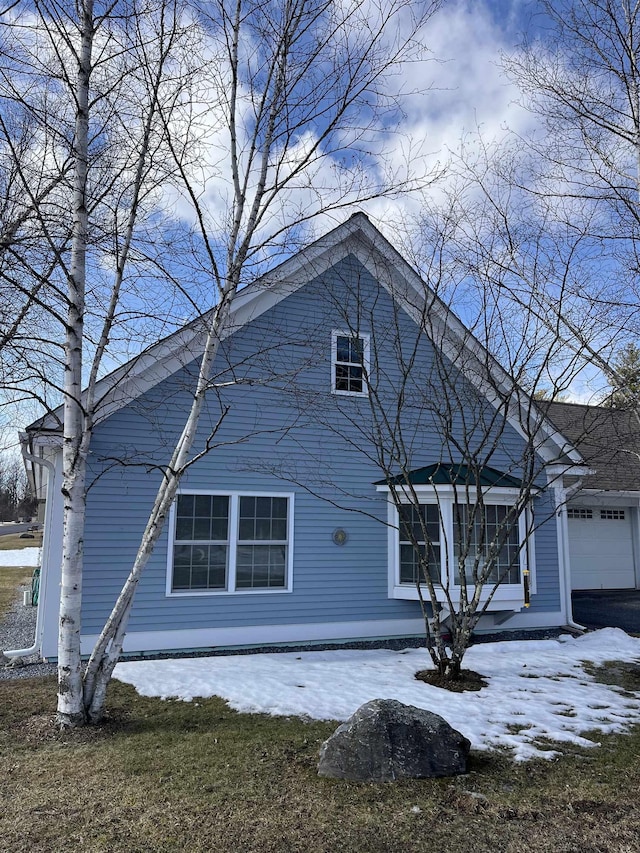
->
[26,213,582,466]
[543,401,640,492]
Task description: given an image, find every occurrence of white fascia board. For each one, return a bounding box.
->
[343,219,582,467]
[545,464,593,485]
[29,216,372,434]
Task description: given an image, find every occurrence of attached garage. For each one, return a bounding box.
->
[568,506,636,590]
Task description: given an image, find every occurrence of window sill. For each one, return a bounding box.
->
[390,584,525,611]
[167,586,293,598]
[331,388,369,398]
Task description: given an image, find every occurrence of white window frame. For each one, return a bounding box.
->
[166,490,295,597]
[331,330,370,397]
[380,485,535,611]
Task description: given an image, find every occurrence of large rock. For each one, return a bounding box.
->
[318,698,470,781]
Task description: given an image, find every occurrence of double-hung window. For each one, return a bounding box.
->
[332,331,370,396]
[398,503,441,584]
[169,492,293,594]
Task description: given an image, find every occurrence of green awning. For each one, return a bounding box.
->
[374,463,523,489]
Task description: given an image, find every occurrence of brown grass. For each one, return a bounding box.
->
[1,668,640,853]
[0,531,43,550]
[0,567,32,618]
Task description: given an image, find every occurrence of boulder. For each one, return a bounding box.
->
[318,698,470,781]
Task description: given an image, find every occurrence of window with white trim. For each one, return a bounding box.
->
[170,493,292,593]
[387,489,532,608]
[398,503,441,584]
[332,331,370,395]
[567,507,593,520]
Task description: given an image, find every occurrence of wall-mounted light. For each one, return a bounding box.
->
[332,528,348,546]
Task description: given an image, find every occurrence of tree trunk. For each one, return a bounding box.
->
[57,0,94,728]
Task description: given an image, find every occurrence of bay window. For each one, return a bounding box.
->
[382,486,533,610]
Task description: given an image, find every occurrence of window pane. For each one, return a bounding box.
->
[176,494,194,517]
[239,496,288,542]
[454,504,520,585]
[211,517,229,540]
[176,494,228,542]
[400,543,441,584]
[271,519,287,540]
[172,544,227,591]
[349,337,364,364]
[193,516,212,540]
[336,336,351,362]
[399,504,440,545]
[271,497,288,519]
[236,544,286,588]
[175,516,193,541]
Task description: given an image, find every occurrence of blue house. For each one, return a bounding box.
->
[22,214,585,660]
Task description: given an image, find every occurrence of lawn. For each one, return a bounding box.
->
[0,531,43,550]
[0,567,32,618]
[2,547,640,850]
[1,672,640,853]
[0,537,40,616]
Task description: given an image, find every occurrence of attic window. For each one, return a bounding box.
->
[332,331,369,396]
[600,509,625,520]
[567,508,593,520]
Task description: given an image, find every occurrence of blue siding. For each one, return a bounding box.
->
[82,255,562,641]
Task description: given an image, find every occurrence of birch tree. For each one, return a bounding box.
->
[1,0,205,726]
[80,0,442,725]
[3,0,441,724]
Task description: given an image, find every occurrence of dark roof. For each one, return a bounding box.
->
[544,402,640,492]
[374,463,523,489]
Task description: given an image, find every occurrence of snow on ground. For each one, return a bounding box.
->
[0,548,40,567]
[114,628,640,761]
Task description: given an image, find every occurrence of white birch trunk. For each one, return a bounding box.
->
[57,0,94,727]
[83,293,235,721]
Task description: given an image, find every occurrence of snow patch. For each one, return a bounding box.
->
[0,548,41,567]
[114,629,640,761]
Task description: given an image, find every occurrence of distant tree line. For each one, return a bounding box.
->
[0,452,36,522]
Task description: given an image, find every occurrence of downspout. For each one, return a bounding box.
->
[557,479,587,633]
[3,440,56,659]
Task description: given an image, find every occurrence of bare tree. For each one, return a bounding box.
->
[4,0,442,724]
[501,0,640,408]
[246,209,584,680]
[81,0,442,724]
[2,0,206,725]
[601,342,640,408]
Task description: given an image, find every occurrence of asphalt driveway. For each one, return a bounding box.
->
[572,590,640,633]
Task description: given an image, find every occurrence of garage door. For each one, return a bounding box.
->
[568,507,636,590]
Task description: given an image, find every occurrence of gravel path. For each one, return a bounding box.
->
[0,584,56,680]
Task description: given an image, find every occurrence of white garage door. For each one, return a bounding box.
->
[568,507,636,590]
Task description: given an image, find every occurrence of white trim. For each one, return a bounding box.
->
[166,490,295,596]
[75,610,569,656]
[553,482,577,624]
[376,483,525,499]
[80,618,428,655]
[386,489,533,611]
[331,329,370,397]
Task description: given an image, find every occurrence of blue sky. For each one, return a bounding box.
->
[0,0,616,452]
